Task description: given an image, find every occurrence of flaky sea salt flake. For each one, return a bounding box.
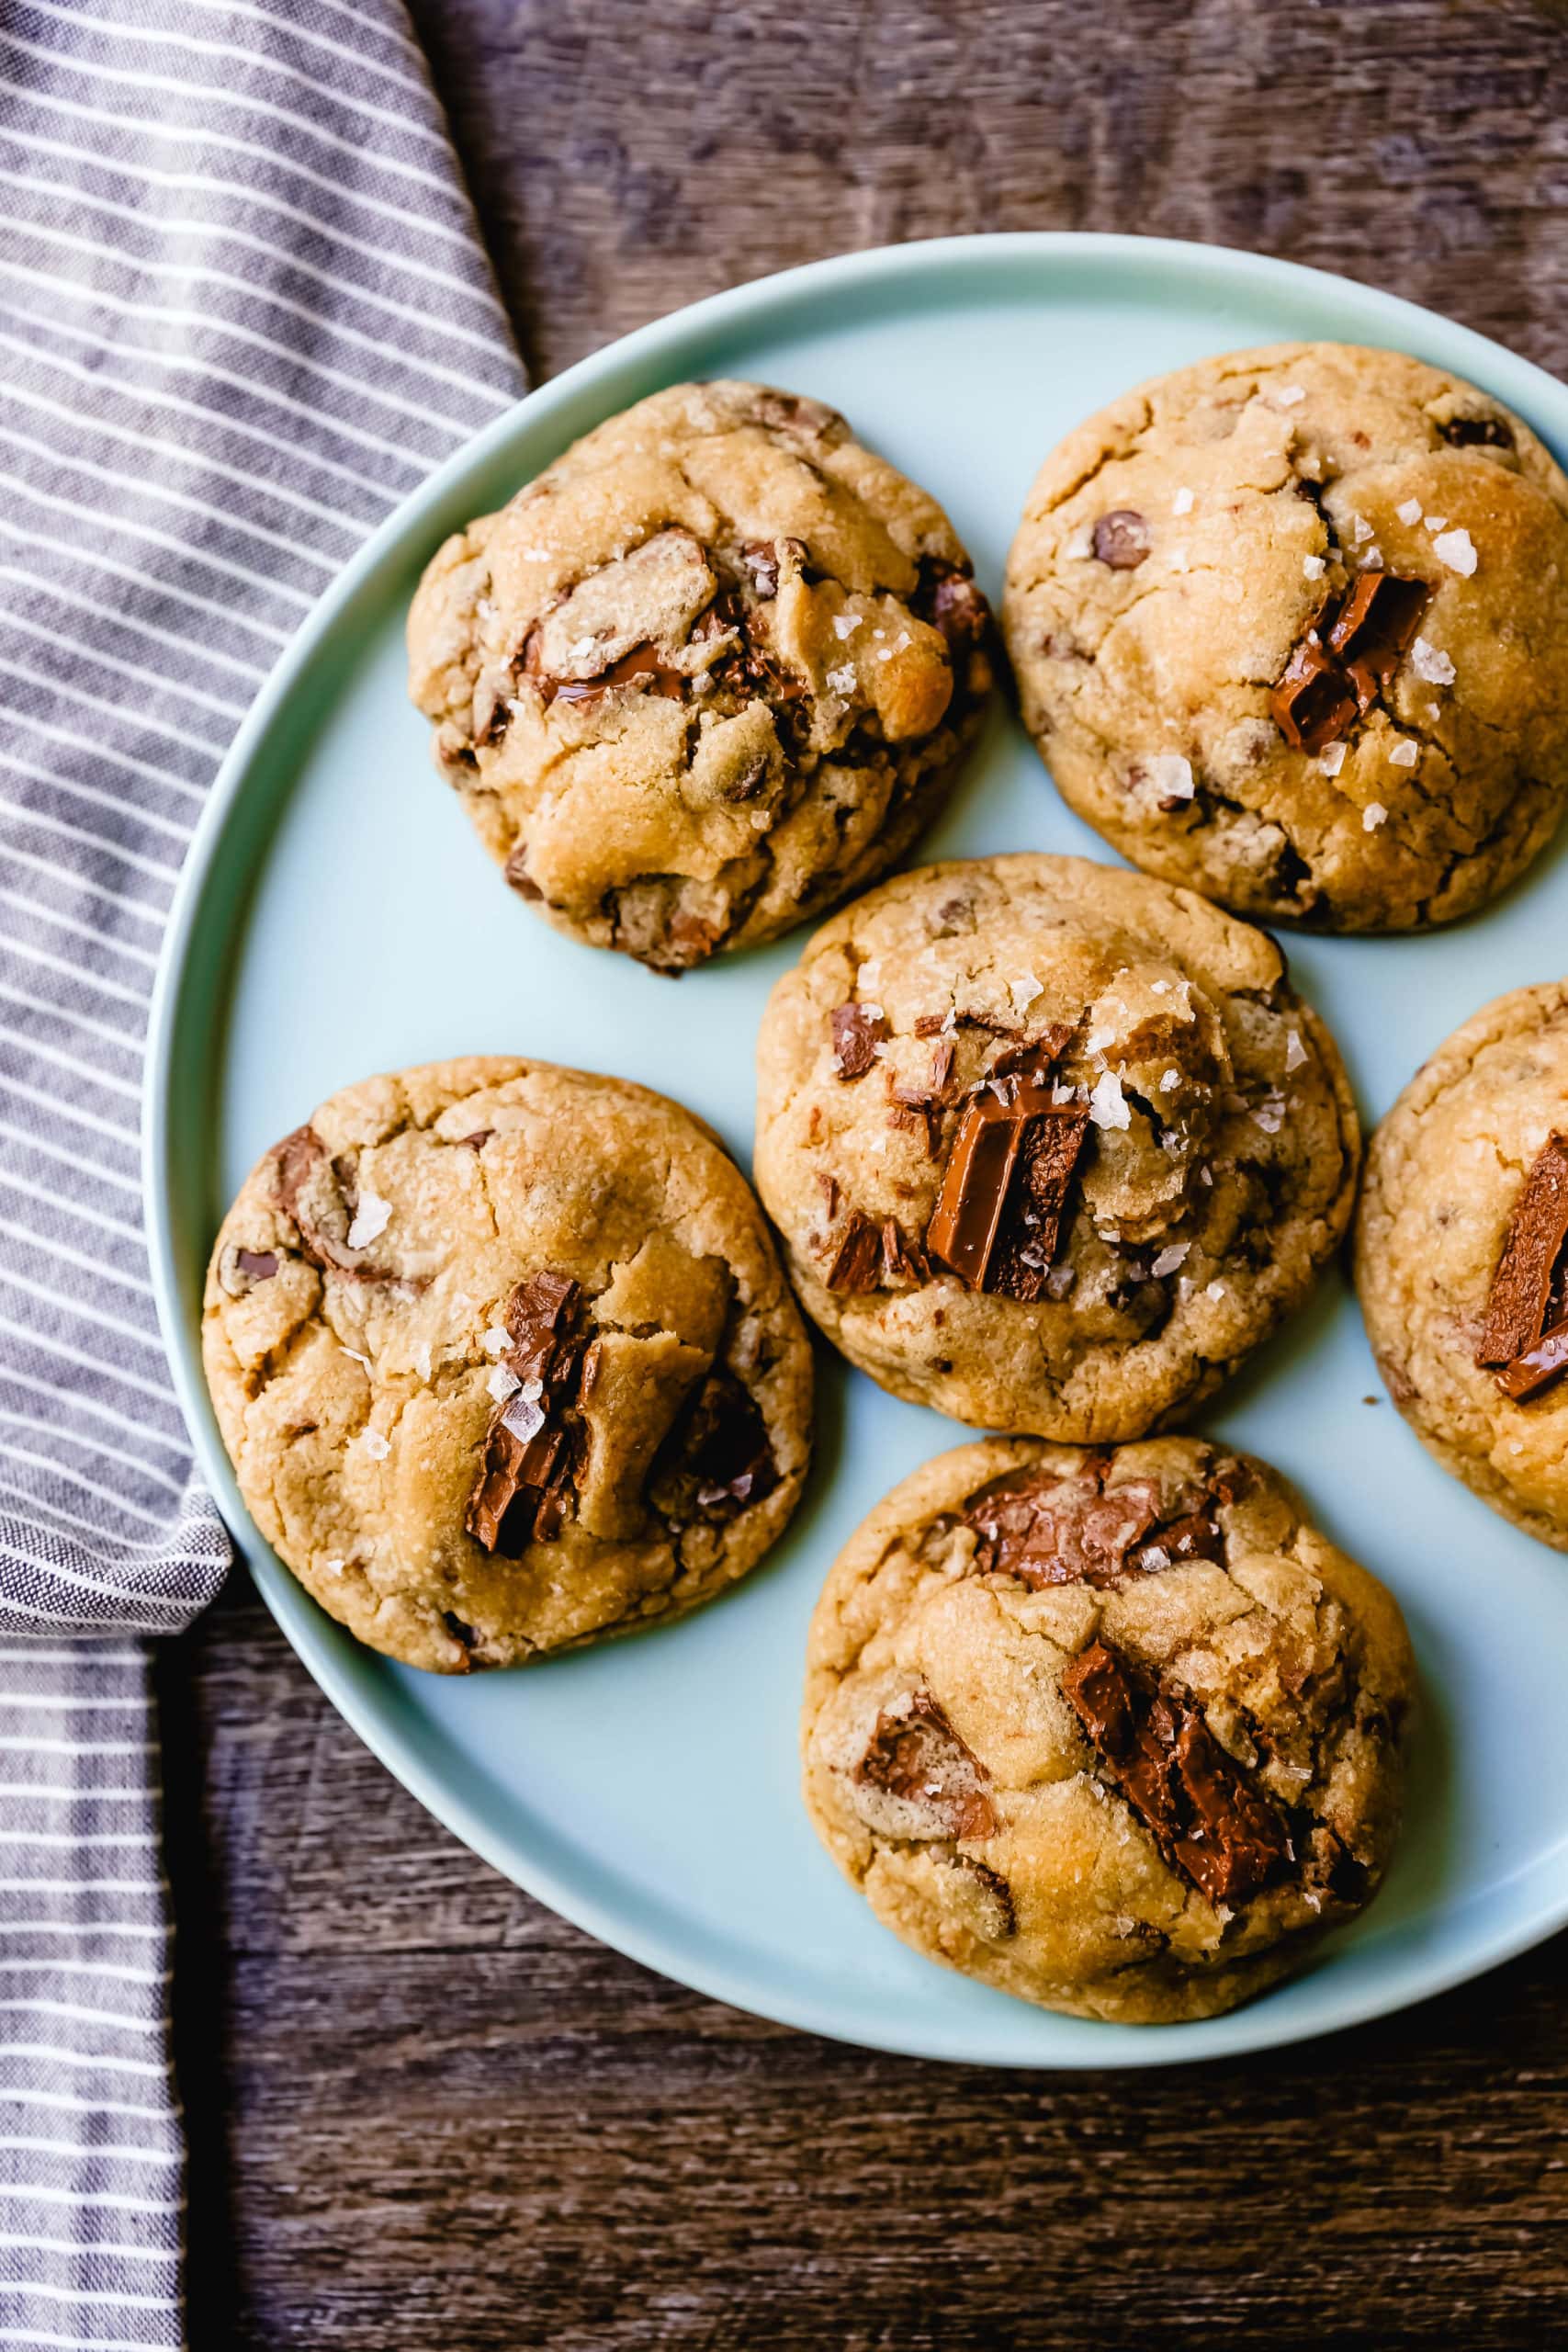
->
[1089,1070,1131,1131]
[1303,554,1325,580]
[1285,1030,1308,1072]
[1389,738,1419,768]
[481,1325,510,1355]
[1173,486,1194,515]
[1319,741,1348,776]
[1362,801,1388,831]
[1433,526,1477,575]
[1396,498,1424,526]
[1410,635,1455,685]
[1152,1242,1190,1277]
[346,1192,391,1250]
[487,1364,521,1403]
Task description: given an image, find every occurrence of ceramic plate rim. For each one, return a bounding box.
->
[145,231,1568,2067]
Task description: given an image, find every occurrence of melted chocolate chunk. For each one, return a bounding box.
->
[826,1212,882,1294]
[830,1002,890,1080]
[1496,1317,1568,1402]
[1323,571,1432,709]
[1439,413,1514,449]
[654,1367,778,1521]
[853,1690,999,1841]
[926,1078,1089,1297]
[234,1248,278,1283]
[465,1272,587,1555]
[1270,635,1361,755]
[1060,1641,1292,1906]
[545,640,687,707]
[1270,574,1430,752]
[1478,1135,1568,1396]
[1091,509,1150,570]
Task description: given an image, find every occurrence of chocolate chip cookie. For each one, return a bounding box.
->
[753,854,1359,1439]
[1004,342,1568,931]
[803,1436,1413,2024]
[1358,982,1568,1547]
[407,380,993,973]
[202,1057,812,1671]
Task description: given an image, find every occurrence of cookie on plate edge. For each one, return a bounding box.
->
[1358,980,1568,1550]
[202,1057,812,1671]
[802,1436,1414,2025]
[1004,341,1568,931]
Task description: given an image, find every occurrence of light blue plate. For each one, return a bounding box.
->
[145,235,1568,2065]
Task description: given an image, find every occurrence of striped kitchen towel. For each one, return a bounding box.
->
[0,2,525,2342]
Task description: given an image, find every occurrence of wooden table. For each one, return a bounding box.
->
[166,4,1568,2341]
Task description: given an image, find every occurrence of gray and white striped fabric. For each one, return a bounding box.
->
[0,2,525,2340]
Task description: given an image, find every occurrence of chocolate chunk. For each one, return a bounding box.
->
[827,1212,882,1294]
[1270,635,1360,753]
[1060,1641,1292,1905]
[986,1024,1073,1085]
[504,851,543,901]
[987,1106,1090,1303]
[1323,571,1431,708]
[853,1690,999,1841]
[817,1170,840,1222]
[465,1271,587,1555]
[1439,413,1514,449]
[654,1367,778,1521]
[1496,1317,1568,1402]
[913,1012,950,1038]
[926,1080,1089,1296]
[737,536,806,600]
[879,1218,930,1287]
[271,1127,389,1279]
[1477,1135,1568,1376]
[459,1129,493,1150]
[234,1248,278,1283]
[1270,574,1430,751]
[965,1466,1159,1586]
[1128,1507,1224,1571]
[1091,510,1150,570]
[914,560,994,692]
[830,1002,889,1080]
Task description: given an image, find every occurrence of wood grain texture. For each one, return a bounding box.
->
[169,3,1568,2343]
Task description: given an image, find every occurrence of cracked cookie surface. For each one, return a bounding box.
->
[802,1436,1412,2024]
[753,854,1359,1439]
[1003,342,1568,932]
[202,1057,812,1672]
[1357,982,1568,1548]
[407,380,992,973]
